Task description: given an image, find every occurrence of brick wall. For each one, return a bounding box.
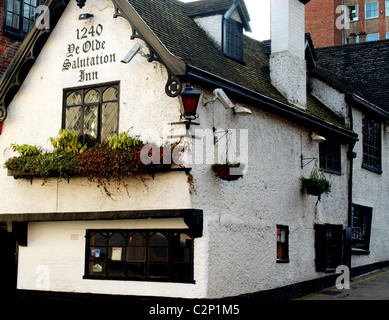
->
[305,0,343,47]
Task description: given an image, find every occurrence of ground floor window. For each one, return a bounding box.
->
[351,204,372,252]
[85,229,194,283]
[314,224,343,272]
[276,225,289,262]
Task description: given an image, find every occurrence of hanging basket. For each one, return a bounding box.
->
[212,163,243,181]
[300,167,331,199]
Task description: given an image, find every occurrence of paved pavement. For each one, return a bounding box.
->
[299,267,389,300]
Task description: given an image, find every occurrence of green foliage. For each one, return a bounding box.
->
[48,129,87,154]
[11,143,42,156]
[5,152,77,179]
[108,132,140,150]
[300,167,331,199]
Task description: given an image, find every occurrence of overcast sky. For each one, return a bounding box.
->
[181,0,271,41]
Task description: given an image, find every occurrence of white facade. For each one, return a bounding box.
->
[0,0,388,300]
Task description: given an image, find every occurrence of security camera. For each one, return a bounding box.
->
[213,88,235,109]
[121,43,142,64]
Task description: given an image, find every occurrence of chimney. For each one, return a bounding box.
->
[270,0,310,110]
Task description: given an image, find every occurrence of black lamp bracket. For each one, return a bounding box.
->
[301,155,318,169]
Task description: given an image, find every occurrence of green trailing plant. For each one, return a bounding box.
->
[108,132,140,150]
[11,143,42,156]
[300,166,331,201]
[4,132,179,195]
[48,129,87,154]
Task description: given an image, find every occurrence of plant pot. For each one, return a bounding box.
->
[301,178,331,197]
[212,164,243,181]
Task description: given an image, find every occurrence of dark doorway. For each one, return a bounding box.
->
[0,227,17,299]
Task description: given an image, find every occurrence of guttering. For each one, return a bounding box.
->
[187,65,359,142]
[345,93,389,120]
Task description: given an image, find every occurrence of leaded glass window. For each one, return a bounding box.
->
[63,83,119,146]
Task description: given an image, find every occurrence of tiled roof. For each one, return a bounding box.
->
[316,40,389,113]
[181,0,249,19]
[127,0,346,127]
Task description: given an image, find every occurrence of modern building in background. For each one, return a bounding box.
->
[306,0,389,47]
[0,0,44,78]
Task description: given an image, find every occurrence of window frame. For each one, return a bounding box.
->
[346,4,358,22]
[222,17,244,62]
[319,139,342,175]
[365,1,379,19]
[314,224,343,273]
[276,225,289,263]
[386,0,389,16]
[3,0,39,40]
[366,33,380,42]
[351,204,372,253]
[84,229,195,283]
[362,114,382,173]
[62,81,120,147]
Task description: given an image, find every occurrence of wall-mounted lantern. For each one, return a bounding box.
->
[178,83,201,129]
[76,0,87,9]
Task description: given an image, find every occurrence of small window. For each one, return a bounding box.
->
[315,224,343,272]
[362,114,382,172]
[276,225,289,263]
[319,139,341,174]
[347,5,358,21]
[63,83,119,147]
[345,36,359,44]
[365,2,379,19]
[4,0,39,39]
[387,32,389,39]
[85,230,194,282]
[223,18,243,61]
[386,0,389,16]
[351,205,372,252]
[366,33,379,42]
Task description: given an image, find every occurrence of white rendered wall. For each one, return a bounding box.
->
[17,219,208,298]
[188,88,349,298]
[270,0,307,109]
[194,15,223,49]
[0,1,204,297]
[350,108,389,268]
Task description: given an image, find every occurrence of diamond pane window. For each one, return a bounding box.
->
[63,83,119,146]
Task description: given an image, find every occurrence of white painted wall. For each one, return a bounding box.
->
[194,15,223,49]
[18,219,208,298]
[189,88,349,298]
[350,108,389,268]
[0,0,388,300]
[270,0,307,109]
[0,0,203,297]
[310,78,348,121]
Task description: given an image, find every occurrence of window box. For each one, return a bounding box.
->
[4,131,180,188]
